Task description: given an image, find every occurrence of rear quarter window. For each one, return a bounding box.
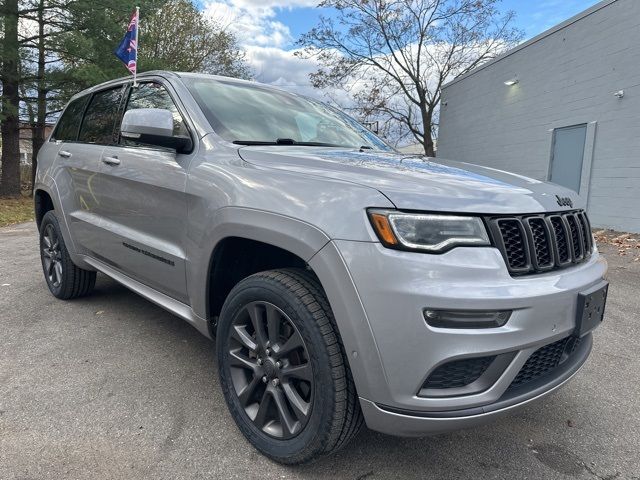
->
[51,96,89,142]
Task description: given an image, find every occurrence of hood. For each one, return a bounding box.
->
[238,147,581,214]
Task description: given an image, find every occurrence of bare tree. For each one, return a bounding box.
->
[297,0,522,156]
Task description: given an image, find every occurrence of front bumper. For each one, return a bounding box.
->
[361,332,592,436]
[310,239,607,436]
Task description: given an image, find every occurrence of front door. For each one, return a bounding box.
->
[91,81,193,303]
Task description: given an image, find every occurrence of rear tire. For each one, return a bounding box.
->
[216,268,363,464]
[39,210,96,299]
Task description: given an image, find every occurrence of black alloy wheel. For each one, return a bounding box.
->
[42,222,63,288]
[217,269,363,464]
[39,210,96,299]
[227,301,313,439]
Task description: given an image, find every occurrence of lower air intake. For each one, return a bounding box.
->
[508,336,582,390]
[423,356,496,390]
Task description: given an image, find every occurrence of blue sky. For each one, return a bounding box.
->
[275,0,600,41]
[500,0,599,36]
[203,0,601,93]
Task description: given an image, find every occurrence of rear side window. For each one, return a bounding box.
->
[78,87,125,145]
[52,96,88,142]
[120,82,188,147]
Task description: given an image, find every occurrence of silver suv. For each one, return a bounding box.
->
[35,71,608,464]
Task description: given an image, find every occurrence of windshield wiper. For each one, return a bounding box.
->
[233,139,352,148]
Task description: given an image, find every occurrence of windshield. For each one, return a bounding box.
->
[185,78,393,151]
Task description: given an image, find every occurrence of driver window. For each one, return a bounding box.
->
[121,82,188,147]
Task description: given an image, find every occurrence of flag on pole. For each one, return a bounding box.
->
[114,8,139,82]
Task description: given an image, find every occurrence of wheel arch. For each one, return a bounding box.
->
[191,207,331,336]
[190,208,384,402]
[206,236,311,331]
[33,180,93,270]
[34,188,55,229]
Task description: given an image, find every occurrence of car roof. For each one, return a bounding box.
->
[69,70,266,102]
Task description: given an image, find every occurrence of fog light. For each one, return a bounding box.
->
[423,309,511,329]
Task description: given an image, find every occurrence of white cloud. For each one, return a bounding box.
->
[232,0,318,7]
[204,0,325,98]
[205,0,317,48]
[243,46,311,84]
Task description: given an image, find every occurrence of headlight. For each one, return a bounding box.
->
[368,209,490,253]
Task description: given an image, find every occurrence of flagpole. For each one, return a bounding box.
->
[133,6,139,87]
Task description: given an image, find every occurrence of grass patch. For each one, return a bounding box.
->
[0,194,34,227]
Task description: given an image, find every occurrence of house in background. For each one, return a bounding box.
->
[437,0,640,233]
[19,122,55,165]
[397,140,436,155]
[0,123,55,186]
[0,123,54,165]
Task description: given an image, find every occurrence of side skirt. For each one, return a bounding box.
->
[82,255,211,339]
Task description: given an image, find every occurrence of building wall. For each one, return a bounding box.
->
[437,0,640,232]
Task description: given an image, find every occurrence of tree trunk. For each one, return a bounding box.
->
[423,137,435,157]
[31,0,47,192]
[0,0,22,197]
[420,106,435,157]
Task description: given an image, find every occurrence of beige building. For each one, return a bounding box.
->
[19,122,55,165]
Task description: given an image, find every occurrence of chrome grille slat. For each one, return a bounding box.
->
[488,210,592,275]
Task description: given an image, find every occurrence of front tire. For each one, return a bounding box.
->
[39,210,96,299]
[216,268,363,464]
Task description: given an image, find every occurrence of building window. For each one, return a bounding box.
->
[549,124,587,193]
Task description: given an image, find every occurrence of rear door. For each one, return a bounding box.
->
[49,87,126,255]
[91,80,194,303]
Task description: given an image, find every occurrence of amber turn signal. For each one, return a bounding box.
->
[369,212,398,246]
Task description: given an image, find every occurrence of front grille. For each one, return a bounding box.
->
[550,216,571,264]
[566,215,583,260]
[577,212,592,253]
[498,220,528,269]
[423,356,496,390]
[488,210,593,275]
[527,218,553,268]
[508,336,582,390]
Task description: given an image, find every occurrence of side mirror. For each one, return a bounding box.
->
[120,108,192,153]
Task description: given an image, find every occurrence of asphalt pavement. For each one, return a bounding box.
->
[1,221,639,480]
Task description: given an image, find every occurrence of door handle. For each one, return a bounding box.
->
[58,150,72,158]
[102,156,121,166]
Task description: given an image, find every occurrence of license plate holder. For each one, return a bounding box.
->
[575,280,608,337]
